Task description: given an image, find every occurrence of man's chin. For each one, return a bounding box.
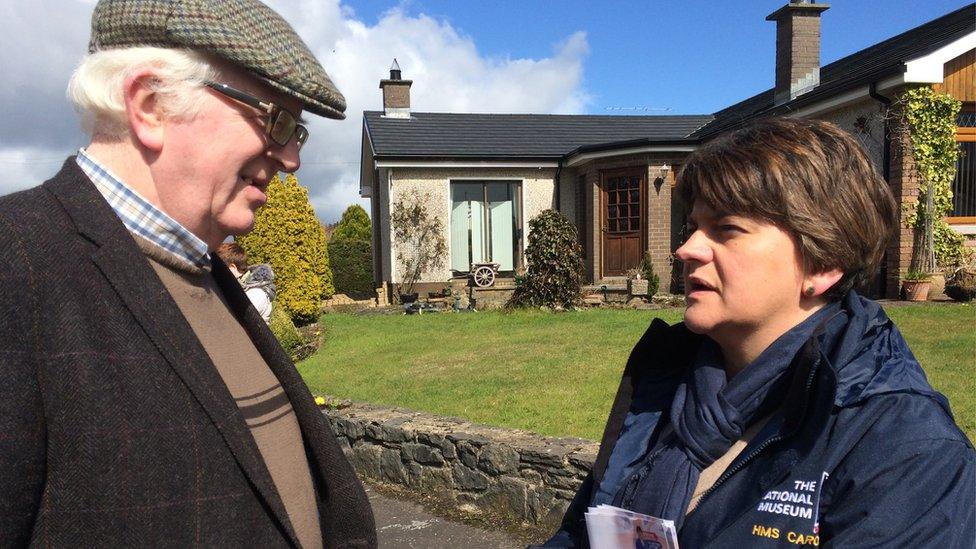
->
[223,217,257,238]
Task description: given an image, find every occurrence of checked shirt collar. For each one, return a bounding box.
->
[76,148,211,269]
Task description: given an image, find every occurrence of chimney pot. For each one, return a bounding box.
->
[390,58,402,80]
[379,58,412,118]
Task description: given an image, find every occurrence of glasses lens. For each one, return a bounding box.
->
[295,125,309,149]
[270,112,297,146]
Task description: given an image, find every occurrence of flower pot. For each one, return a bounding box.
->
[628,279,649,297]
[900,280,931,302]
[928,273,946,300]
[399,293,419,304]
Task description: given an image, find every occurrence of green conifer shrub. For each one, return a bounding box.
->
[329,205,374,298]
[637,251,661,296]
[239,173,332,325]
[331,204,372,241]
[507,209,584,309]
[329,238,374,299]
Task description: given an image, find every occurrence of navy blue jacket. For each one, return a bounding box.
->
[539,294,974,547]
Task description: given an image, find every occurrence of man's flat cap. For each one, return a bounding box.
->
[89,0,346,119]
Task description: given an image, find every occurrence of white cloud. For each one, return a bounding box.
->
[0,0,590,222]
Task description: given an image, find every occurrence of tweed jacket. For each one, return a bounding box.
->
[0,159,376,548]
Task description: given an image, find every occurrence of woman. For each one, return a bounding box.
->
[215,242,277,323]
[538,118,974,547]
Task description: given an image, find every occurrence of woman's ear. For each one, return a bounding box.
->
[123,70,165,152]
[803,268,844,298]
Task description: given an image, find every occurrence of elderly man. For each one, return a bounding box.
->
[0,1,375,547]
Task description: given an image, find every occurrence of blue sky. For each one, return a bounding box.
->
[1,0,969,222]
[346,0,969,114]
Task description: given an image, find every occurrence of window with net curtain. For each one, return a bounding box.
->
[450,181,520,272]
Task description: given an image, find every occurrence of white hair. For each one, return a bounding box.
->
[67,47,222,140]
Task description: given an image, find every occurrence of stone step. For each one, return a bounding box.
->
[582,284,628,293]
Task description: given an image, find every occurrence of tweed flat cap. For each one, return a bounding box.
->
[89,0,346,119]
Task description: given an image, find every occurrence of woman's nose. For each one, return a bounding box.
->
[675,230,712,264]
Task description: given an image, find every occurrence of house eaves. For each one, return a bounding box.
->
[373,156,561,169]
[563,137,703,167]
[363,111,714,160]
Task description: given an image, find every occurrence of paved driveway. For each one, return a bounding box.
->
[367,485,525,548]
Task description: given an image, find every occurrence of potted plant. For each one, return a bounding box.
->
[397,288,419,304]
[901,269,932,301]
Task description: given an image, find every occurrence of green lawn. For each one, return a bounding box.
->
[298,304,975,443]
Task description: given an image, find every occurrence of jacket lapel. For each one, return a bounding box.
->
[45,160,300,547]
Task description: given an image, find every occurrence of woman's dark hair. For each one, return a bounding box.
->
[215,242,248,271]
[676,117,897,300]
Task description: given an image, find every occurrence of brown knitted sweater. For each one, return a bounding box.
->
[138,238,323,549]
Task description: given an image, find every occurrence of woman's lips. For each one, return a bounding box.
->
[686,277,717,297]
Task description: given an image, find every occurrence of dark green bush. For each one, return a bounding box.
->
[329,238,374,299]
[507,209,583,309]
[332,205,372,242]
[637,251,661,296]
[945,267,976,302]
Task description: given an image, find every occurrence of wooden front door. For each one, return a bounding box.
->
[601,169,646,276]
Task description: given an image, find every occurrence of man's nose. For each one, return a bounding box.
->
[268,137,301,173]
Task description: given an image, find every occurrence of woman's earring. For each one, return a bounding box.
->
[805,285,816,297]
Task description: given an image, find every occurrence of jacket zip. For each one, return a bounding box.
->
[618,462,652,507]
[616,423,675,508]
[690,355,821,512]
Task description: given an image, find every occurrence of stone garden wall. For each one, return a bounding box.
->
[323,403,599,527]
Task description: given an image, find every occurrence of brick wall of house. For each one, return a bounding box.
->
[886,100,921,298]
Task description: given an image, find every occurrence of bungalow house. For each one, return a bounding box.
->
[360,1,976,300]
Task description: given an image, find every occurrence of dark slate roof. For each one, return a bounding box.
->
[693,3,976,139]
[364,111,713,159]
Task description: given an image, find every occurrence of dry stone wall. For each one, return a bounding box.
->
[323,402,598,527]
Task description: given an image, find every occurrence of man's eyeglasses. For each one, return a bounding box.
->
[204,81,308,149]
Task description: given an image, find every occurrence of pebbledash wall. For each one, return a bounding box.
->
[378,166,570,286]
[323,402,598,527]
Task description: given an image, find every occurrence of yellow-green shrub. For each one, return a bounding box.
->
[239,173,332,324]
[268,303,306,361]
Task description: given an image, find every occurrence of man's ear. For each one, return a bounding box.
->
[123,70,165,152]
[803,268,844,299]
